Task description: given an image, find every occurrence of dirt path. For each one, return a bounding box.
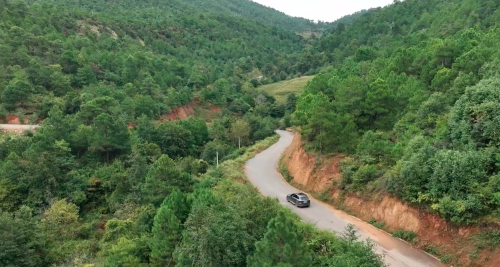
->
[0,124,40,132]
[244,130,449,267]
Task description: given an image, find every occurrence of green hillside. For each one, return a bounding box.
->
[177,0,331,32]
[0,0,307,120]
[0,0,385,266]
[4,0,500,265]
[40,0,329,32]
[293,0,500,229]
[327,9,369,28]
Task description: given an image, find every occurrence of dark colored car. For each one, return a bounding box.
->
[286,193,310,208]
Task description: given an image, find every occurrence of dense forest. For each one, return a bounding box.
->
[165,0,330,32]
[0,0,386,266]
[326,9,369,29]
[0,0,312,120]
[293,0,500,226]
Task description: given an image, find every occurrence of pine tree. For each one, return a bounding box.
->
[76,65,97,87]
[1,70,33,109]
[141,155,194,206]
[247,211,313,267]
[89,113,129,163]
[161,189,191,224]
[149,206,182,267]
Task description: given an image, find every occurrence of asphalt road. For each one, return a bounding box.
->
[244,130,449,267]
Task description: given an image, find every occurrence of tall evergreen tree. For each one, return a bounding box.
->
[149,206,182,267]
[161,189,191,224]
[247,211,313,267]
[141,155,194,206]
[89,113,129,162]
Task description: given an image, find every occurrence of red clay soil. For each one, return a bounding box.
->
[0,115,45,125]
[192,98,222,113]
[160,105,195,121]
[1,115,27,124]
[208,103,221,113]
[282,132,500,267]
[128,101,221,128]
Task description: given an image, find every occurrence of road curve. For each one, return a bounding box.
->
[244,130,449,267]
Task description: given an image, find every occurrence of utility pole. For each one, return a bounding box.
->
[216,151,219,168]
[238,136,241,149]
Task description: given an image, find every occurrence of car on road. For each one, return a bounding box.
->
[286,192,310,208]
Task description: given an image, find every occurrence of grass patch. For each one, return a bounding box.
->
[440,255,452,263]
[468,250,479,260]
[368,218,385,230]
[317,192,331,202]
[258,76,314,103]
[278,155,293,182]
[193,105,221,122]
[280,165,293,182]
[391,229,418,244]
[474,229,500,250]
[424,245,441,256]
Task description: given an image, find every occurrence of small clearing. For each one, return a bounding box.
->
[258,75,314,103]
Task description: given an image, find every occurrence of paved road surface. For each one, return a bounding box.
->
[244,130,449,267]
[0,124,40,132]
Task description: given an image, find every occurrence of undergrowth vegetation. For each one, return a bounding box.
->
[279,155,294,182]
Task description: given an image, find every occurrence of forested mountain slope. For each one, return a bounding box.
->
[0,0,309,121]
[326,9,369,29]
[173,0,329,32]
[54,0,328,32]
[0,0,387,266]
[293,0,500,229]
[300,0,499,69]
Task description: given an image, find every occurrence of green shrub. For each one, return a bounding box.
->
[425,246,441,256]
[391,229,417,243]
[440,255,452,263]
[280,163,293,182]
[368,218,385,229]
[475,230,500,249]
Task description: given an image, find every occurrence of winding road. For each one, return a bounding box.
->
[244,130,448,267]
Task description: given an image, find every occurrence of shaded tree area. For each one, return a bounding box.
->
[293,0,500,226]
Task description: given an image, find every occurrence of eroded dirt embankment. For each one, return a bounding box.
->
[0,115,33,124]
[160,101,221,122]
[282,132,500,267]
[161,104,196,121]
